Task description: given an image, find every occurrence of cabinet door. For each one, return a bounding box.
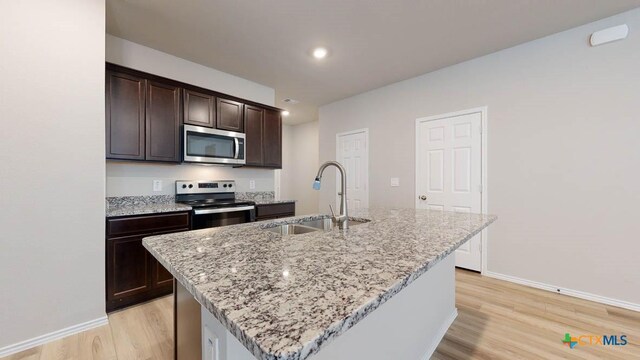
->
[217,98,244,132]
[244,105,264,166]
[263,109,282,168]
[184,89,215,127]
[153,260,174,288]
[106,70,145,160]
[150,227,187,290]
[145,80,181,162]
[106,234,151,303]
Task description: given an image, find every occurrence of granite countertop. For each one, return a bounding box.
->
[143,208,496,360]
[106,195,192,217]
[236,191,295,206]
[105,193,295,217]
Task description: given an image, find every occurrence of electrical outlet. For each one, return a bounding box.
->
[390,178,400,187]
[249,180,256,190]
[153,180,162,192]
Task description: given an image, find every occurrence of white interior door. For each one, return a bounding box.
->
[336,129,369,212]
[416,111,484,271]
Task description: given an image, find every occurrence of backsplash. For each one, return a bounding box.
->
[236,191,275,202]
[106,161,276,197]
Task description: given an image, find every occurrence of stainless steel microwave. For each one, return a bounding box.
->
[183,125,245,165]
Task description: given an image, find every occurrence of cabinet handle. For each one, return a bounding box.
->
[419,195,427,201]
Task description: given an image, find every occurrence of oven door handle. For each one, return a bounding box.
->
[234,138,240,159]
[193,206,255,215]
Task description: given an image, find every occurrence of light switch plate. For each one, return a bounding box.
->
[153,180,162,192]
[249,180,256,190]
[390,178,400,187]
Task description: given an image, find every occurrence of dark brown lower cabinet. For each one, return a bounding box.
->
[106,212,189,312]
[255,202,295,221]
[153,259,174,288]
[106,234,153,311]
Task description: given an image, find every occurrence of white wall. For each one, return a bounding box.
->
[280,125,295,201]
[106,162,274,196]
[105,35,277,196]
[0,0,106,352]
[280,122,320,215]
[106,35,274,105]
[319,9,640,306]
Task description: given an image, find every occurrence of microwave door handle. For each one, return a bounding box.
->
[234,138,240,159]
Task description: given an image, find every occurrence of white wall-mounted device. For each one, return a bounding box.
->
[590,24,629,47]
[152,179,162,192]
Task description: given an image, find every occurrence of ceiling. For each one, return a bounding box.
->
[107,0,640,124]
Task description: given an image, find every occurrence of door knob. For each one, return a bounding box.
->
[419,195,427,200]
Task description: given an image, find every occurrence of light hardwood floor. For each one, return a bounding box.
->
[4,270,639,359]
[3,296,173,360]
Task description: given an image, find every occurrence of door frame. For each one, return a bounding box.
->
[415,107,489,273]
[336,128,370,209]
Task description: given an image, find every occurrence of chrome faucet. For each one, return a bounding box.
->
[313,161,349,230]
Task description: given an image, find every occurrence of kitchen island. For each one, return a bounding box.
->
[143,208,496,360]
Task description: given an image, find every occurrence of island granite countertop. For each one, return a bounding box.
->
[143,208,496,360]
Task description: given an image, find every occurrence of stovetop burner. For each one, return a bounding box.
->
[174,180,254,209]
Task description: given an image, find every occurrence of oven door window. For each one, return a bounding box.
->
[186,131,235,159]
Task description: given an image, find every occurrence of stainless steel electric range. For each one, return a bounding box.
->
[175,180,255,230]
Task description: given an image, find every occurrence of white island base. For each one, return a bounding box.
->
[198,254,457,360]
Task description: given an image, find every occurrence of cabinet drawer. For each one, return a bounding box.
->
[256,203,295,219]
[107,212,190,237]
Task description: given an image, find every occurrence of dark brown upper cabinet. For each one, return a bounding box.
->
[105,63,284,166]
[244,105,264,166]
[106,70,145,160]
[244,106,282,168]
[146,81,181,162]
[106,66,181,163]
[263,109,282,168]
[183,89,215,127]
[216,98,244,132]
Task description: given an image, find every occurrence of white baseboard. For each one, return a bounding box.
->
[420,309,458,360]
[484,271,640,312]
[0,316,109,357]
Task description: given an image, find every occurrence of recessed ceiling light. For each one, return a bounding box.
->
[282,110,290,116]
[313,47,328,59]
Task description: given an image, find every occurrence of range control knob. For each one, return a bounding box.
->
[223,184,228,188]
[228,183,233,188]
[182,184,187,189]
[188,184,193,189]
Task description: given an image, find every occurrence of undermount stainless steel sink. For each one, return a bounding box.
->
[265,224,320,235]
[299,218,370,230]
[264,218,370,235]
